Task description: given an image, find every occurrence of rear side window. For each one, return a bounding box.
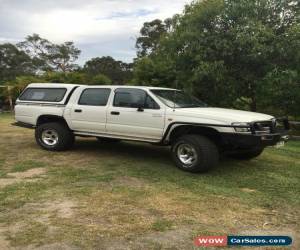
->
[78,88,111,106]
[19,88,67,102]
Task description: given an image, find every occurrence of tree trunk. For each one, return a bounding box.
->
[249,82,257,112]
[250,96,257,112]
[7,86,13,112]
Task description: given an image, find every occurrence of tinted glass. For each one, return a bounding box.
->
[79,88,111,106]
[151,89,207,108]
[19,88,67,102]
[113,88,146,108]
[145,95,160,109]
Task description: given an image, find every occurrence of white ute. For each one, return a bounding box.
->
[14,83,289,172]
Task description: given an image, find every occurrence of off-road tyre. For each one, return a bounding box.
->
[35,122,74,151]
[171,134,219,173]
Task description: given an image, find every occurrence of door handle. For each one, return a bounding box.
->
[111,111,120,115]
[74,109,82,113]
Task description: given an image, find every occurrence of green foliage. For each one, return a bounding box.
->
[83,56,132,84]
[18,34,81,72]
[136,19,174,57]
[43,72,68,83]
[133,0,300,115]
[133,57,176,87]
[259,69,300,117]
[0,43,34,84]
[90,74,112,85]
[43,71,89,84]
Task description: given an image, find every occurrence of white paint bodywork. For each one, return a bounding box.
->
[15,83,275,143]
[15,83,78,126]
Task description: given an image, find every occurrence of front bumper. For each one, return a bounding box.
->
[222,132,288,149]
[222,117,289,149]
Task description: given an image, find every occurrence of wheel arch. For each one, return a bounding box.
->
[36,115,70,129]
[167,124,222,146]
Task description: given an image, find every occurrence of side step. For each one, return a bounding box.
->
[11,122,35,129]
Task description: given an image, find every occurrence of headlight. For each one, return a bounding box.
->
[232,122,251,132]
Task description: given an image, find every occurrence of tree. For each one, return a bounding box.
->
[133,0,300,115]
[0,35,84,109]
[18,34,81,72]
[0,43,34,84]
[90,74,112,85]
[83,56,132,84]
[136,19,173,57]
[0,75,44,110]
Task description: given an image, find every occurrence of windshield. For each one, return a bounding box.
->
[150,89,207,108]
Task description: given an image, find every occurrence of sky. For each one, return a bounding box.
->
[0,0,189,64]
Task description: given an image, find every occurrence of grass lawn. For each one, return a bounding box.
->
[0,113,299,249]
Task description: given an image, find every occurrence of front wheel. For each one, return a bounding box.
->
[35,122,74,151]
[171,134,219,173]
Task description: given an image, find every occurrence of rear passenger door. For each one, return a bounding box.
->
[106,88,165,141]
[71,88,111,133]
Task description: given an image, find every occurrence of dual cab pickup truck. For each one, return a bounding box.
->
[14,83,289,173]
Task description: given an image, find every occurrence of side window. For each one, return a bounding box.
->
[145,95,160,109]
[19,88,67,102]
[113,88,146,108]
[78,88,111,106]
[113,88,160,109]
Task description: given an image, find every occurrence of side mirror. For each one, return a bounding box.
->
[137,106,144,112]
[131,102,144,111]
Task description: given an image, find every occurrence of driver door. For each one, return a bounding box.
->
[106,88,165,141]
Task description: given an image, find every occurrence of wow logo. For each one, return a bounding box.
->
[194,235,292,247]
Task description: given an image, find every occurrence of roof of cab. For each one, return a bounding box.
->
[27,83,176,91]
[28,83,80,89]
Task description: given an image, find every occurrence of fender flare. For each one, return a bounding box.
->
[161,122,238,144]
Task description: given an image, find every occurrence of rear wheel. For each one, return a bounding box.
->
[35,122,74,151]
[171,134,219,173]
[229,147,264,160]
